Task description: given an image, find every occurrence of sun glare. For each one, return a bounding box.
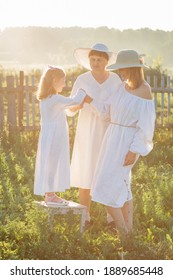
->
[0,0,173,31]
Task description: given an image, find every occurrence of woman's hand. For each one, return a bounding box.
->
[123,151,137,166]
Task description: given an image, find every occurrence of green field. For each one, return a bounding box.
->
[0,127,173,260]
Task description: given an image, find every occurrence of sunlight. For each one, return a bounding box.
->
[0,0,173,31]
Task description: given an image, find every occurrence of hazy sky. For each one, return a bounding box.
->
[0,0,172,31]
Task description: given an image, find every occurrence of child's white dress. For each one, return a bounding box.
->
[67,71,122,189]
[34,89,86,195]
[90,83,156,208]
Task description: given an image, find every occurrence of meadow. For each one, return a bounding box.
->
[0,124,173,260]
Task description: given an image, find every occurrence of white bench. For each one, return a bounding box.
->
[35,200,87,233]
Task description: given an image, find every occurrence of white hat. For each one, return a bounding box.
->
[107,49,149,70]
[73,43,117,70]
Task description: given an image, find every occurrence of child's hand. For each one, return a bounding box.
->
[69,105,83,112]
[84,94,93,104]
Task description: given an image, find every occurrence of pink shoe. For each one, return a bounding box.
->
[45,193,69,206]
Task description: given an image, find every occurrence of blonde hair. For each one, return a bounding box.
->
[124,67,144,89]
[36,67,65,100]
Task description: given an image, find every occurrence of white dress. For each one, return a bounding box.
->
[67,71,122,189]
[90,82,156,208]
[34,89,86,196]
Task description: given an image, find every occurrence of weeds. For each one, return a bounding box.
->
[0,128,173,259]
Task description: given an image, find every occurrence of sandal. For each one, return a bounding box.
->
[46,200,69,206]
[45,193,69,206]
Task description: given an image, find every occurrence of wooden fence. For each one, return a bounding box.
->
[0,71,173,132]
[0,71,75,132]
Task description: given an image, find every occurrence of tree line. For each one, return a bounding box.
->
[0,26,172,71]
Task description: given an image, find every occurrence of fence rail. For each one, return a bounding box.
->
[0,71,173,132]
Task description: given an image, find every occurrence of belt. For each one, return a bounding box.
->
[109,121,136,128]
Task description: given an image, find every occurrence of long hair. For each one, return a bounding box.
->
[125,67,144,89]
[36,67,65,100]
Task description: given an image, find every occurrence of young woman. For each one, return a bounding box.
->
[89,49,156,235]
[34,66,89,205]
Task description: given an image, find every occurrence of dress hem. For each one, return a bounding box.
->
[34,186,70,196]
[91,197,133,208]
[71,185,91,190]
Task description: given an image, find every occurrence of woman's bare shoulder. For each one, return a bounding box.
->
[140,81,152,100]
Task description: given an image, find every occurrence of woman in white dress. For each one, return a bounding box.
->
[89,49,156,235]
[34,66,89,205]
[67,43,122,226]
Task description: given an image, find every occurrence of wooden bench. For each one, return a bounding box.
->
[35,200,87,233]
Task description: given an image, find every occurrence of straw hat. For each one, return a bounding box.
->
[107,49,149,70]
[73,43,117,70]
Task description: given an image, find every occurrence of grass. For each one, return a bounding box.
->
[0,128,173,260]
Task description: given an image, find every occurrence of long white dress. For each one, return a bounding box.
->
[67,71,122,189]
[90,82,156,208]
[34,89,86,196]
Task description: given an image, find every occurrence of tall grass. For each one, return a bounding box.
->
[0,128,173,260]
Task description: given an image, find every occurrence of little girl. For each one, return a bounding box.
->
[34,65,88,205]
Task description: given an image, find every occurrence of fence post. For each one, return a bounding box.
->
[7,75,17,132]
[146,75,150,85]
[31,75,36,128]
[18,71,24,130]
[0,75,4,132]
[167,76,171,125]
[153,75,158,126]
[161,75,165,126]
[25,76,30,129]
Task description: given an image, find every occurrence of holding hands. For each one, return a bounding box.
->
[83,94,93,104]
[70,89,93,112]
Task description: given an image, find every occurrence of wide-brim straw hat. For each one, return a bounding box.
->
[74,43,117,70]
[107,49,149,70]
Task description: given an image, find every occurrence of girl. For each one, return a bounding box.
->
[34,65,88,205]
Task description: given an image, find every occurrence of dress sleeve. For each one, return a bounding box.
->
[53,88,86,109]
[65,77,82,116]
[130,100,156,156]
